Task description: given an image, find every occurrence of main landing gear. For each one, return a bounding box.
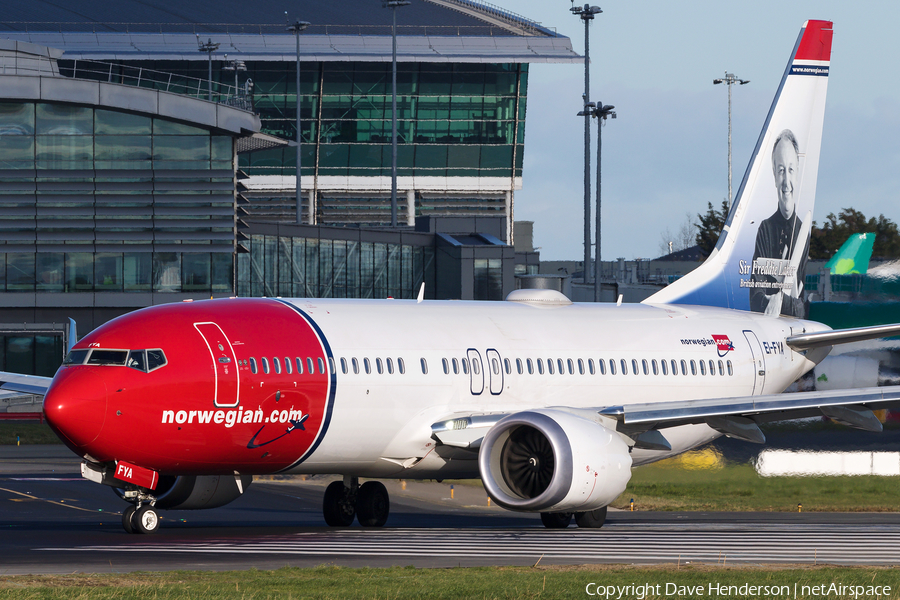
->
[323,477,390,527]
[540,506,607,529]
[120,491,160,534]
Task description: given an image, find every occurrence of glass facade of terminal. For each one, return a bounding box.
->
[237,233,435,299]
[0,101,237,294]
[61,60,528,180]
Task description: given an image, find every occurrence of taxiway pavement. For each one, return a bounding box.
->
[3,445,900,574]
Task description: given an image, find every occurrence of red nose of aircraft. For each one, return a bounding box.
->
[43,367,109,452]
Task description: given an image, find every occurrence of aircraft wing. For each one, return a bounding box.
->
[0,371,53,396]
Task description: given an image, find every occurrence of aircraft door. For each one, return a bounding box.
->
[742,330,766,395]
[485,349,503,395]
[467,348,484,395]
[194,322,240,407]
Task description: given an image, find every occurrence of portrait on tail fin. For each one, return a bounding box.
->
[749,129,810,317]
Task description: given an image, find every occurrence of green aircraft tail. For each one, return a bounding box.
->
[824,233,875,274]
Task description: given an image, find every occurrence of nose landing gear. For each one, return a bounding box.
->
[121,491,160,534]
[323,477,390,527]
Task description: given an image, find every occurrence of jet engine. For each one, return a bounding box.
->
[478,409,631,513]
[116,474,252,510]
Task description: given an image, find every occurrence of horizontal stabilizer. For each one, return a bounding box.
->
[786,323,900,350]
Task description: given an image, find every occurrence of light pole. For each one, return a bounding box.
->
[591,103,615,302]
[713,72,749,207]
[221,55,247,103]
[287,17,310,225]
[570,2,602,284]
[383,1,410,227]
[196,37,220,101]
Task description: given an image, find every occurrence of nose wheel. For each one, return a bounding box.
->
[120,492,161,534]
[323,477,390,527]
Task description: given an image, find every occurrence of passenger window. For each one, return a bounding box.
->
[127,350,146,372]
[462,359,470,375]
[537,359,544,375]
[273,357,282,374]
[547,359,554,375]
[472,359,480,375]
[442,358,449,374]
[671,359,678,375]
[588,359,595,375]
[352,358,359,374]
[364,358,371,374]
[492,358,500,375]
[296,357,304,374]
[567,359,574,374]
[609,359,616,375]
[727,360,733,376]
[621,359,628,375]
[680,360,687,376]
[386,357,394,374]
[146,349,165,371]
[503,358,511,375]
[452,358,459,374]
[420,358,427,374]
[250,357,258,374]
[376,358,384,374]
[690,360,697,376]
[526,358,534,374]
[516,358,523,375]
[661,360,668,376]
[340,358,348,375]
[262,357,270,374]
[328,357,334,374]
[285,357,292,374]
[577,358,584,375]
[709,360,715,376]
[558,359,565,375]
[641,359,648,375]
[699,360,706,376]
[718,360,725,376]
[598,359,606,375]
[307,357,314,374]
[632,359,638,375]
[651,359,658,375]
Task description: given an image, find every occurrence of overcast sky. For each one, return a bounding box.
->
[509,1,899,261]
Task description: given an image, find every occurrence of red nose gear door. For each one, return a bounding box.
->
[194,322,240,408]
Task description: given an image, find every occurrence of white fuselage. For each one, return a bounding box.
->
[283,298,827,478]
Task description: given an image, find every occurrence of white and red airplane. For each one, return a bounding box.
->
[5,19,900,534]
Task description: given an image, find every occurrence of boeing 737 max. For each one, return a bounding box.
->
[4,20,900,533]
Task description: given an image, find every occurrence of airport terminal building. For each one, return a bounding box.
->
[0,1,575,373]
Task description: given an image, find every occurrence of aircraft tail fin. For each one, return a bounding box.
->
[645,20,833,318]
[825,233,875,275]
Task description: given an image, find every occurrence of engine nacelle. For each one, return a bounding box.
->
[116,474,252,510]
[479,409,631,513]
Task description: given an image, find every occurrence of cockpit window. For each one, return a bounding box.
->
[87,350,128,366]
[127,350,146,371]
[146,349,167,371]
[63,349,89,365]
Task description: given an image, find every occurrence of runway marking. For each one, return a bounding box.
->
[38,525,900,565]
[0,486,104,514]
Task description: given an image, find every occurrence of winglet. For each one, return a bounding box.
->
[417,282,425,303]
[67,318,78,353]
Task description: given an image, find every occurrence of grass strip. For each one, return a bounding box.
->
[0,422,60,445]
[1,565,898,599]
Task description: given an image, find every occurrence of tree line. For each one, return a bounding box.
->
[690,202,900,260]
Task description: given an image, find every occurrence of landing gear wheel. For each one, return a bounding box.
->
[323,481,356,526]
[357,481,390,527]
[540,512,573,529]
[575,506,607,529]
[134,505,160,534]
[121,505,136,534]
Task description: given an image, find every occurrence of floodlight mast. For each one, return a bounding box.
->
[384,1,411,227]
[713,72,749,207]
[196,37,220,101]
[570,2,603,285]
[287,17,310,225]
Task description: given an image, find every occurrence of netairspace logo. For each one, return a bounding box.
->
[584,582,892,598]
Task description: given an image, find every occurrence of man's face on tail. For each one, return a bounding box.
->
[773,138,799,220]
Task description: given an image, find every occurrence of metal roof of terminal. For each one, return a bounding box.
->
[0,0,580,64]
